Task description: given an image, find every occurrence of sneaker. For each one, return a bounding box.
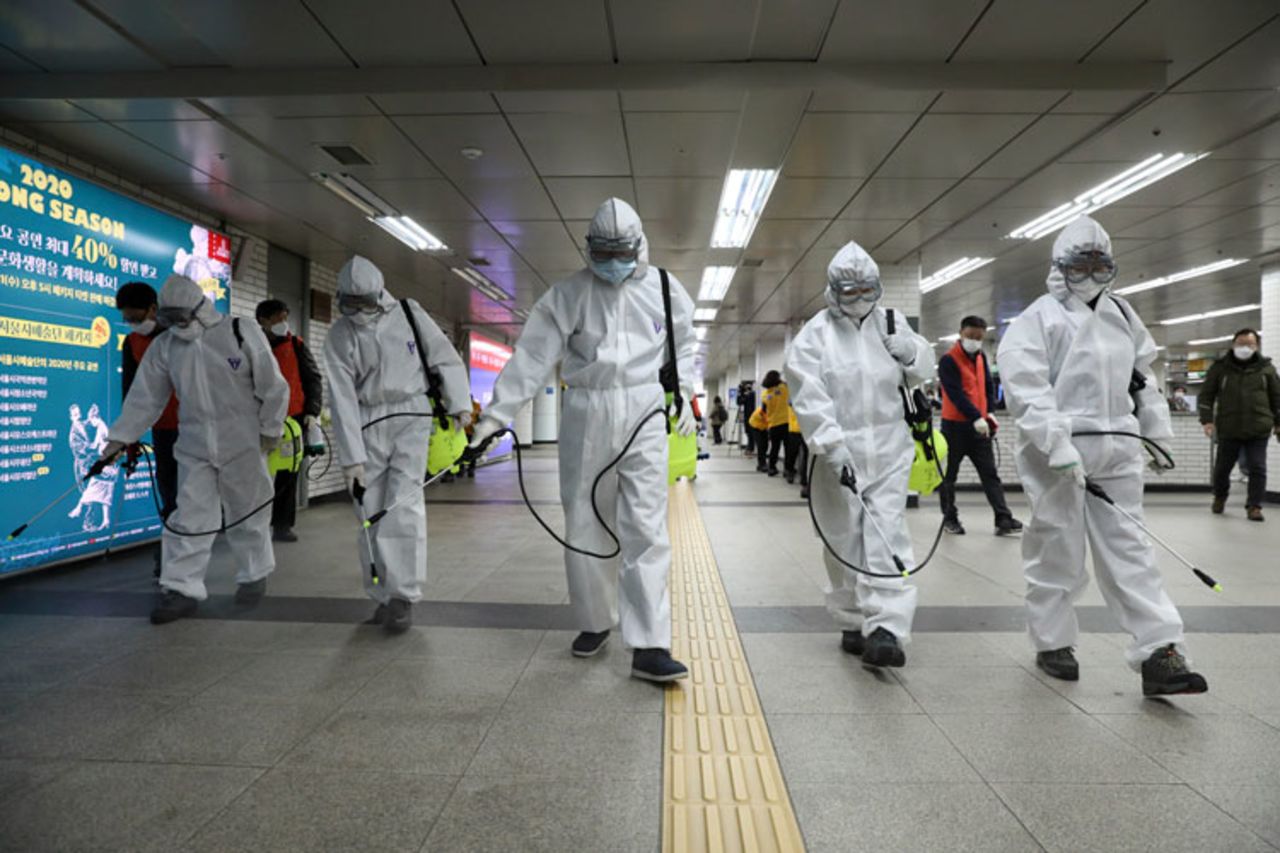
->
[365,603,388,626]
[943,519,965,535]
[1247,506,1264,522]
[384,598,412,633]
[1141,644,1208,696]
[272,528,299,543]
[631,648,688,682]
[1211,496,1226,514]
[840,630,864,656]
[571,630,611,657]
[150,590,198,625]
[234,578,267,605]
[995,517,1023,536]
[861,627,906,668]
[1035,647,1079,681]
[767,468,779,477]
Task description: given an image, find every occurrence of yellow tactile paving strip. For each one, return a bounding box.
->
[663,481,806,853]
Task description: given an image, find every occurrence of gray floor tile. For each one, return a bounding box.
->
[933,714,1177,783]
[789,781,1041,853]
[77,646,257,696]
[1194,784,1280,848]
[147,618,329,652]
[753,664,923,715]
[769,714,980,783]
[346,658,525,713]
[0,647,110,690]
[0,687,180,759]
[468,709,661,780]
[0,759,73,802]
[1095,712,1280,785]
[896,665,1083,715]
[426,775,659,853]
[282,708,492,775]
[197,650,387,706]
[1027,664,1241,715]
[503,657,665,714]
[23,616,161,654]
[1199,666,1280,717]
[186,766,457,853]
[0,760,261,852]
[994,783,1275,853]
[385,625,546,663]
[0,615,71,648]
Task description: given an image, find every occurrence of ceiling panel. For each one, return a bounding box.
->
[543,177,637,219]
[811,220,905,251]
[762,177,861,219]
[838,178,954,219]
[304,0,478,66]
[1051,91,1149,115]
[752,0,842,59]
[490,221,581,256]
[878,113,1033,179]
[507,112,630,176]
[22,120,215,184]
[452,177,559,220]
[784,112,919,177]
[973,114,1113,179]
[201,96,381,119]
[820,0,987,61]
[640,218,715,250]
[0,1,160,71]
[624,112,739,177]
[634,177,722,222]
[915,178,1016,221]
[360,178,485,222]
[1114,205,1250,240]
[114,119,305,183]
[458,0,611,63]
[226,115,441,179]
[1174,17,1280,92]
[1111,159,1277,208]
[932,90,1065,114]
[496,92,619,113]
[955,0,1140,61]
[876,220,954,261]
[807,89,938,114]
[621,91,745,113]
[747,219,829,251]
[73,99,208,121]
[1185,163,1280,208]
[371,93,499,115]
[612,0,753,61]
[391,115,533,180]
[0,99,91,122]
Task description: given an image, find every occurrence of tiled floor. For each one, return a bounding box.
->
[0,446,1277,852]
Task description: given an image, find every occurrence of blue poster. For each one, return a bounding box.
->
[0,143,232,575]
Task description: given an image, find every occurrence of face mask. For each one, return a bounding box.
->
[589,258,637,286]
[1068,279,1108,304]
[130,319,157,336]
[171,323,202,341]
[348,310,379,327]
[270,322,289,337]
[1233,346,1255,361]
[960,338,982,355]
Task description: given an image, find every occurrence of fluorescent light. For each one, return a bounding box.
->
[312,172,396,218]
[372,215,447,252]
[710,169,778,248]
[1187,334,1233,346]
[1114,258,1248,296]
[1159,303,1259,326]
[694,307,718,322]
[919,257,994,293]
[937,333,960,343]
[694,325,708,341]
[1007,152,1210,241]
[451,267,508,302]
[697,266,736,302]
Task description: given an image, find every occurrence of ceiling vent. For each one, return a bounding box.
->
[320,145,372,166]
[468,257,491,267]
[741,257,765,268]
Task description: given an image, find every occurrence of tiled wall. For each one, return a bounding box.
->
[301,262,344,500]
[1262,263,1279,498]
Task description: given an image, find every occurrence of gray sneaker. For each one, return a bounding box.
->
[1141,644,1208,696]
[1036,647,1079,681]
[234,578,267,605]
[384,598,412,634]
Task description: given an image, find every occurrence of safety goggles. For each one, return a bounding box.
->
[585,235,641,265]
[156,301,202,328]
[337,293,382,316]
[829,277,882,303]
[1056,252,1117,285]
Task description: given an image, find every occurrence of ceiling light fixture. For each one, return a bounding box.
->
[1159,303,1260,326]
[1187,334,1233,346]
[697,266,736,302]
[451,267,509,302]
[1007,152,1210,241]
[710,168,778,248]
[374,215,448,252]
[1113,258,1249,296]
[936,333,961,343]
[694,307,718,322]
[694,326,709,341]
[920,257,994,294]
[312,171,396,218]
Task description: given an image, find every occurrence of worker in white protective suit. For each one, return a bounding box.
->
[97,274,289,624]
[785,242,935,667]
[998,215,1207,696]
[468,198,696,683]
[325,256,470,633]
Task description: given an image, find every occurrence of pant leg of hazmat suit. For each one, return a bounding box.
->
[107,275,289,600]
[481,199,696,650]
[785,243,935,641]
[997,216,1186,669]
[324,256,470,605]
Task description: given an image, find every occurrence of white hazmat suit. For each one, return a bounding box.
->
[325,256,470,606]
[480,198,695,651]
[786,243,934,641]
[997,216,1185,669]
[107,274,289,600]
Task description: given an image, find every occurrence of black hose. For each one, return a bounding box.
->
[1069,430,1175,470]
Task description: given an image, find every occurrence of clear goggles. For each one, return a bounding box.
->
[1056,252,1117,285]
[156,302,201,328]
[829,277,882,303]
[337,293,382,316]
[585,235,641,264]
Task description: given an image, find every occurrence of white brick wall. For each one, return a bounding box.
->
[302,262,345,500]
[1262,262,1280,498]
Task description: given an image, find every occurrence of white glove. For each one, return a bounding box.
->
[260,433,278,455]
[453,410,473,431]
[883,334,916,365]
[302,415,314,431]
[1147,441,1171,475]
[93,440,127,475]
[1049,443,1086,488]
[468,416,503,450]
[823,445,854,480]
[344,464,366,495]
[973,418,991,438]
[675,401,696,437]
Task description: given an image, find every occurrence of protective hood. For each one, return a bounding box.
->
[588,198,649,280]
[1046,216,1112,303]
[158,273,220,330]
[825,241,880,317]
[338,255,398,312]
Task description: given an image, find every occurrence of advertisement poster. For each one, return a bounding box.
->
[0,144,231,575]
[467,331,513,460]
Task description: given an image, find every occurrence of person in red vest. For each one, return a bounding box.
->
[937,315,1022,536]
[117,282,179,576]
[256,299,324,542]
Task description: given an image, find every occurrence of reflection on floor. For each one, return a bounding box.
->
[0,446,1277,852]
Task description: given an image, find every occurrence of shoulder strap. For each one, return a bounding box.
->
[658,268,682,418]
[401,299,449,429]
[885,307,896,335]
[231,317,244,349]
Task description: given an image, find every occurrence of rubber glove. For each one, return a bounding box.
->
[824,444,854,481]
[453,410,473,431]
[96,440,126,471]
[986,414,999,435]
[344,464,366,495]
[883,333,916,365]
[260,434,278,455]
[1147,440,1171,475]
[973,418,991,438]
[1049,442,1086,488]
[468,416,503,451]
[675,401,696,437]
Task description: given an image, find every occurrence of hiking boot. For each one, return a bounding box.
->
[995,517,1023,536]
[840,630,864,656]
[631,648,688,682]
[1035,647,1079,681]
[234,578,267,605]
[861,627,906,668]
[272,527,299,543]
[943,519,965,535]
[1141,644,1208,696]
[150,590,198,625]
[1247,506,1264,522]
[384,598,412,633]
[571,630,611,657]
[1211,496,1225,514]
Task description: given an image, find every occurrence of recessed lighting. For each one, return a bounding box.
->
[697,267,736,302]
[460,147,485,160]
[694,326,708,340]
[1007,152,1210,241]
[1159,303,1259,326]
[920,257,994,293]
[694,307,718,322]
[1113,258,1248,296]
[710,169,778,248]
[373,216,448,252]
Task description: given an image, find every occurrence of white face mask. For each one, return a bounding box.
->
[171,323,202,341]
[270,321,289,337]
[960,338,982,355]
[1233,345,1256,361]
[130,319,157,336]
[1068,280,1108,304]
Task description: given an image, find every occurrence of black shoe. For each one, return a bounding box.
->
[384,598,412,633]
[631,648,688,682]
[1142,644,1208,696]
[840,630,864,656]
[571,630,611,657]
[784,472,796,484]
[466,469,475,478]
[995,517,1023,536]
[800,485,810,500]
[272,528,299,543]
[365,603,388,626]
[441,472,456,483]
[943,519,965,535]
[861,627,905,668]
[150,590,198,625]
[234,578,267,605]
[1036,647,1079,681]
[767,468,779,477]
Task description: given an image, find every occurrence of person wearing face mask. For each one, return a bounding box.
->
[255,299,324,542]
[325,256,471,633]
[785,241,935,668]
[936,315,1022,536]
[467,198,695,682]
[998,216,1207,695]
[1168,385,1192,413]
[97,274,290,624]
[1198,328,1280,522]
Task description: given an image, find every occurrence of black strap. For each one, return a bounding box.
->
[231,317,244,349]
[885,307,896,335]
[658,268,682,422]
[400,299,449,430]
